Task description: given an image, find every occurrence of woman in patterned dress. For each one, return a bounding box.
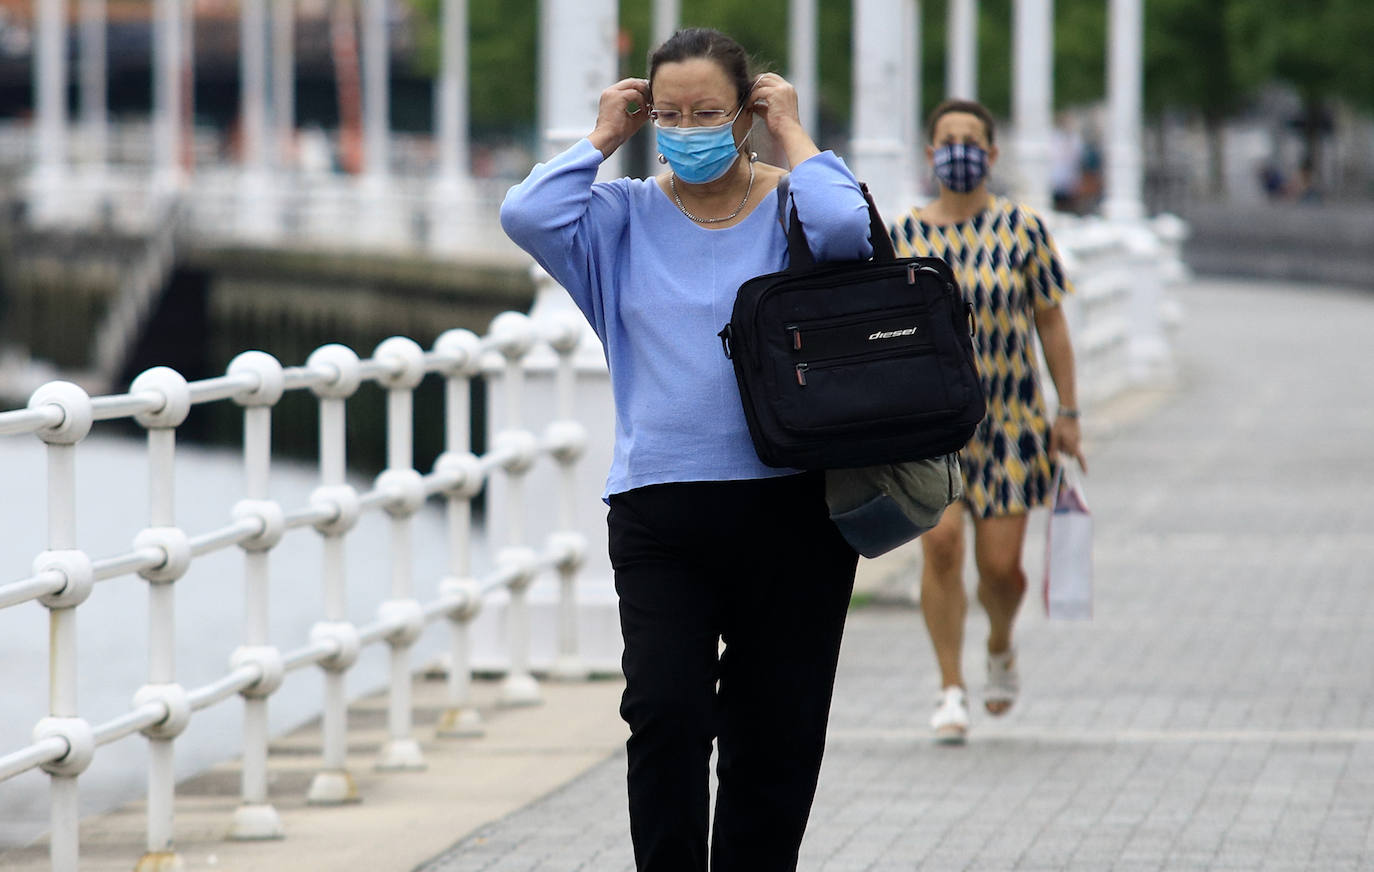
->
[890,98,1087,744]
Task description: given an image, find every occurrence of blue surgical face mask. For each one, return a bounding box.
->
[932,142,989,193]
[655,104,749,185]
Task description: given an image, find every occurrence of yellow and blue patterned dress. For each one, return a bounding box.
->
[891,196,1072,518]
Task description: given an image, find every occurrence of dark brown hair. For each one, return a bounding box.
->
[926,98,997,146]
[648,28,755,106]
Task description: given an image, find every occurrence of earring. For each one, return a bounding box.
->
[749,151,758,163]
[656,153,668,165]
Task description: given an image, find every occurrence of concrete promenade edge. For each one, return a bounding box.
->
[4,277,1373,871]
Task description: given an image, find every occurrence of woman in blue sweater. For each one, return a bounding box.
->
[501,27,872,872]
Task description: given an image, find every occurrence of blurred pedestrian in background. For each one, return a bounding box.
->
[890,98,1087,745]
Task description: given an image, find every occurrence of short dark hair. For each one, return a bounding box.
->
[648,28,755,106]
[926,98,997,146]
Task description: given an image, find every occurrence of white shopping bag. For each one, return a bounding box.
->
[1043,459,1093,620]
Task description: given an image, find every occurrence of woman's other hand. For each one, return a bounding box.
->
[1051,416,1087,473]
[748,73,819,167]
[590,78,652,158]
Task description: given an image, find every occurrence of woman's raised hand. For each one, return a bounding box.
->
[747,73,819,166]
[590,78,652,158]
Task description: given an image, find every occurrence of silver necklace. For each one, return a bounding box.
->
[670,160,755,224]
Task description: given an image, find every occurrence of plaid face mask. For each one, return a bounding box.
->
[932,143,989,193]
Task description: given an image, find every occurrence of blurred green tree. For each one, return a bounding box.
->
[409,0,538,138]
[1228,0,1374,173]
[406,0,1374,187]
[1143,0,1256,194]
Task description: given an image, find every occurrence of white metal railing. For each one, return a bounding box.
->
[0,309,593,871]
[1053,211,1188,409]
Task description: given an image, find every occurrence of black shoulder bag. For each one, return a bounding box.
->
[718,176,985,470]
[717,176,985,557]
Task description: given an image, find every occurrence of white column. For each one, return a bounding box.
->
[239,0,273,238]
[645,0,679,178]
[946,0,977,99]
[79,0,107,171]
[539,0,619,178]
[850,0,908,217]
[525,1,618,644]
[273,0,296,169]
[1104,0,1144,220]
[180,0,194,174]
[31,0,67,222]
[436,0,469,183]
[531,0,617,342]
[899,0,922,207]
[358,0,402,246]
[429,0,473,253]
[1011,0,1052,213]
[789,0,818,137]
[361,0,390,181]
[652,0,679,48]
[152,0,183,196]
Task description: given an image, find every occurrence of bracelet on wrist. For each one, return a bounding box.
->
[1057,407,1080,420]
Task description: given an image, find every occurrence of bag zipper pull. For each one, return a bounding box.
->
[907,263,918,285]
[795,363,809,386]
[786,325,802,351]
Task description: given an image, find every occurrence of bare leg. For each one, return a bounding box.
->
[919,504,968,691]
[971,513,1030,714]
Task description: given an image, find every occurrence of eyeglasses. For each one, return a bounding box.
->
[649,106,738,128]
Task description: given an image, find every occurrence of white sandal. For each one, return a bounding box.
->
[984,648,1019,716]
[930,686,969,745]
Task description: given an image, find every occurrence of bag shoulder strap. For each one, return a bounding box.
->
[859,182,898,261]
[775,174,895,271]
[775,172,791,231]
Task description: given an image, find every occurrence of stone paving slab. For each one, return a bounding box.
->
[417,278,1374,871]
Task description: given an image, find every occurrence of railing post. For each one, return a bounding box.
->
[27,381,96,872]
[373,337,428,771]
[489,313,541,707]
[128,368,194,867]
[225,352,288,840]
[543,314,590,681]
[433,329,486,737]
[305,344,364,804]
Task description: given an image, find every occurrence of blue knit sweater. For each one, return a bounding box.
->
[500,138,873,498]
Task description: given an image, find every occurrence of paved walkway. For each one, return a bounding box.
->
[5,277,1373,871]
[417,277,1374,871]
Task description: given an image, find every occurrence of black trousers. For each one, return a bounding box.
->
[608,472,858,872]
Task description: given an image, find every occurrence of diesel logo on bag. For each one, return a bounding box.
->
[869,327,918,341]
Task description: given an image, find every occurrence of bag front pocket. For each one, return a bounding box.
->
[772,343,953,433]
